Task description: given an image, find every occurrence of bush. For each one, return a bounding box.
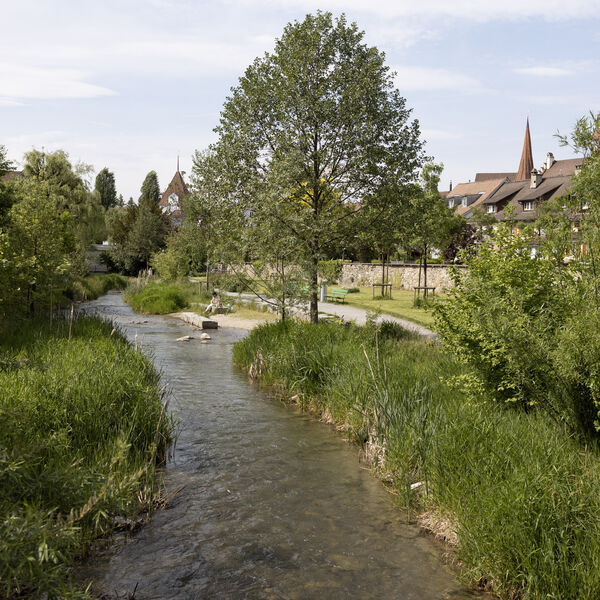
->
[433,227,594,436]
[318,259,344,284]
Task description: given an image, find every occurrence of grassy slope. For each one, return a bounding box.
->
[233,320,600,600]
[0,315,172,599]
[340,287,437,328]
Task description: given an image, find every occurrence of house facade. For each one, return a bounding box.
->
[449,119,583,226]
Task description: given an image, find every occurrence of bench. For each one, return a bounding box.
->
[326,288,349,303]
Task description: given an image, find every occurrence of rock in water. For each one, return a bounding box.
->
[200,332,211,340]
[176,335,194,342]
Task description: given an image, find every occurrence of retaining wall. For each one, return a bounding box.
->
[339,263,463,291]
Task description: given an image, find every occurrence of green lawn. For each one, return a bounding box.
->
[339,287,439,328]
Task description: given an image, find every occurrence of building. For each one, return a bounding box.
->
[445,178,507,219]
[449,119,583,225]
[158,158,189,225]
[482,120,583,223]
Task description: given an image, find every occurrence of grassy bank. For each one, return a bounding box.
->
[233,320,600,599]
[123,279,275,323]
[123,279,196,314]
[64,273,127,302]
[339,287,437,328]
[0,314,173,599]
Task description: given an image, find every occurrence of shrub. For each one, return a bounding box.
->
[124,281,189,314]
[318,259,344,284]
[433,227,593,435]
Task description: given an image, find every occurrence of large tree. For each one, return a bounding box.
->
[140,171,160,205]
[22,149,105,246]
[203,12,425,322]
[106,171,169,274]
[95,167,117,209]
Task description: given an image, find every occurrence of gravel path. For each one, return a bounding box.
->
[220,292,437,340]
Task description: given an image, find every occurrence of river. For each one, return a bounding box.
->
[78,292,482,599]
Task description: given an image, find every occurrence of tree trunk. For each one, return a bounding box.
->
[206,256,210,291]
[280,257,286,322]
[310,253,319,324]
[423,244,428,297]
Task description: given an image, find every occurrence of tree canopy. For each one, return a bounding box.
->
[140,171,160,205]
[95,167,117,209]
[196,11,426,321]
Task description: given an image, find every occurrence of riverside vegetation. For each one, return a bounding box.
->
[0,271,172,599]
[233,318,600,599]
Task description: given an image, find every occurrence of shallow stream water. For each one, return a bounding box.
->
[78,292,482,599]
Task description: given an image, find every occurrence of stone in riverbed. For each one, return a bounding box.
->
[176,335,194,342]
[200,332,211,340]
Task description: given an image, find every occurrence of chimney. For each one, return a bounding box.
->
[530,168,542,189]
[449,180,453,192]
[545,152,555,170]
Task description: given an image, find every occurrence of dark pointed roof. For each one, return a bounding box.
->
[158,168,189,218]
[516,118,534,181]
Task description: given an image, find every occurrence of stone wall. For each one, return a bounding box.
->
[339,263,463,291]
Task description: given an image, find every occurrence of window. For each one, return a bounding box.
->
[168,193,179,213]
[486,205,496,214]
[523,200,534,211]
[461,197,467,208]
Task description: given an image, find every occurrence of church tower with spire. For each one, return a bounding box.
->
[516,118,534,181]
[158,157,189,224]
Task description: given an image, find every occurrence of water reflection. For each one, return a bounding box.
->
[78,292,481,599]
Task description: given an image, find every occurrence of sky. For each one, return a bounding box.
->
[1,0,600,198]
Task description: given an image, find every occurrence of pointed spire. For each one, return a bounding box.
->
[516,117,534,181]
[177,154,180,173]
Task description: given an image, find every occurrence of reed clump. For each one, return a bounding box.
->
[123,280,196,314]
[0,314,173,599]
[233,319,600,599]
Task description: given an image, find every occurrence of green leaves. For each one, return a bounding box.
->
[192,12,425,321]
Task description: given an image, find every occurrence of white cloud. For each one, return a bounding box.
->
[0,98,25,107]
[0,64,115,101]
[226,0,600,21]
[514,66,572,77]
[393,66,485,93]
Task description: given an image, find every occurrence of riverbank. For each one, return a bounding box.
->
[233,320,600,599]
[75,292,475,599]
[0,312,173,599]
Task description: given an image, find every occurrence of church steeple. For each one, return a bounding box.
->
[516,117,534,181]
[177,154,180,173]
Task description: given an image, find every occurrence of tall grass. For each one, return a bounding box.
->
[63,273,128,303]
[0,314,173,599]
[123,280,199,314]
[233,320,600,599]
